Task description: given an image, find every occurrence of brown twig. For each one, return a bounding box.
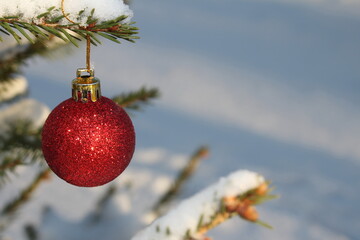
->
[1,168,51,216]
[112,87,160,111]
[0,159,22,172]
[195,182,272,238]
[152,146,209,216]
[61,0,77,25]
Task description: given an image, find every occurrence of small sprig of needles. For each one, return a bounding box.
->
[0,7,139,46]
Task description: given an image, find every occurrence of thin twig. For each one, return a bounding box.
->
[89,185,117,224]
[60,0,76,25]
[0,38,57,81]
[152,146,209,216]
[1,168,51,216]
[0,168,51,233]
[195,182,274,238]
[112,86,160,110]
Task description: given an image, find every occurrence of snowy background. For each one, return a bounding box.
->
[1,0,360,239]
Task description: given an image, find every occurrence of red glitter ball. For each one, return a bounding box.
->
[41,97,135,187]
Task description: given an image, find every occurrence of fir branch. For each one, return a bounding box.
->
[24,224,39,240]
[0,8,139,46]
[0,91,29,106]
[0,168,51,217]
[0,158,22,173]
[0,38,57,82]
[112,86,160,111]
[0,150,43,178]
[0,76,29,105]
[131,171,274,240]
[0,168,51,233]
[89,185,117,224]
[0,120,42,152]
[196,182,275,237]
[0,120,43,183]
[152,146,209,216]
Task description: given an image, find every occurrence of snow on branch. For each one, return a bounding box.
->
[0,0,138,46]
[0,0,133,25]
[132,170,273,240]
[0,76,27,103]
[0,99,50,132]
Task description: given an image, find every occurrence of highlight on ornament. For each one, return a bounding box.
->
[41,68,135,187]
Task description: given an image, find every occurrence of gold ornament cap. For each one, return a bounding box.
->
[72,68,101,102]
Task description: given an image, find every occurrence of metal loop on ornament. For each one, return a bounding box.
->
[77,68,94,78]
[72,68,101,103]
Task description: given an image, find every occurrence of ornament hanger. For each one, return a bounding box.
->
[61,0,92,72]
[61,0,99,102]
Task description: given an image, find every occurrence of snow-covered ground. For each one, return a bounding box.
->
[1,0,360,239]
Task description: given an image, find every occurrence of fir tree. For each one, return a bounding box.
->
[0,1,275,239]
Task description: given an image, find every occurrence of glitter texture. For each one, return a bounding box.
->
[41,97,135,187]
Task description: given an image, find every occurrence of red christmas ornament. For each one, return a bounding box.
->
[42,69,135,187]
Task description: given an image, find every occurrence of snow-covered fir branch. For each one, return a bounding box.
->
[0,0,138,45]
[0,0,133,25]
[0,76,27,102]
[0,99,50,132]
[131,170,266,240]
